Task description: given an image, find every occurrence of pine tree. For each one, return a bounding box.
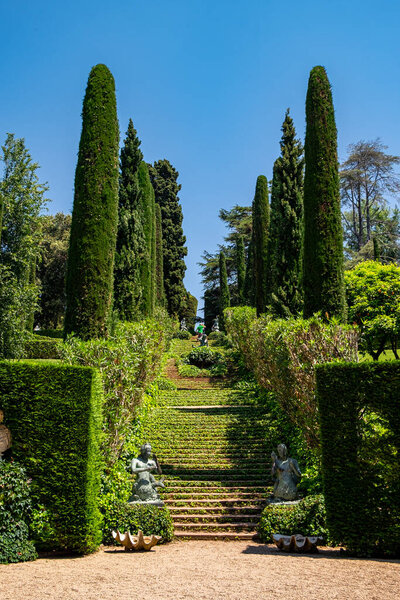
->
[219,251,230,331]
[269,110,304,316]
[114,120,145,321]
[236,235,246,305]
[64,64,119,339]
[149,160,187,317]
[303,66,346,320]
[137,161,156,317]
[155,203,165,305]
[252,175,269,315]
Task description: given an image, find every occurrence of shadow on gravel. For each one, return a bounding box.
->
[241,544,400,563]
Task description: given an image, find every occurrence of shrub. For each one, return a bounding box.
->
[61,319,165,465]
[208,331,231,347]
[225,307,358,447]
[185,346,224,368]
[258,495,329,543]
[102,501,174,545]
[34,330,63,339]
[317,361,400,557]
[174,330,191,340]
[178,364,211,378]
[0,361,104,553]
[156,377,177,391]
[24,337,61,359]
[0,461,38,564]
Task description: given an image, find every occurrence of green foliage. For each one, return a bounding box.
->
[174,329,191,339]
[219,252,230,330]
[102,501,174,545]
[225,307,358,448]
[252,175,269,315]
[149,160,187,317]
[155,203,166,306]
[36,213,71,329]
[317,362,400,557]
[181,291,198,331]
[34,329,63,338]
[258,495,329,543]
[235,235,246,305]
[269,110,304,317]
[204,287,219,331]
[185,346,224,368]
[0,460,38,564]
[137,162,156,317]
[243,236,255,306]
[303,66,346,320]
[64,64,119,339]
[24,336,61,359]
[156,376,177,391]
[62,320,166,466]
[345,260,400,360]
[0,361,104,553]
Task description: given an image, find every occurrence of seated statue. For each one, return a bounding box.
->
[128,443,165,506]
[270,444,301,502]
[211,317,219,332]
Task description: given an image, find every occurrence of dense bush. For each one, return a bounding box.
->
[208,331,231,347]
[34,329,63,339]
[0,461,38,564]
[24,336,61,359]
[174,330,191,340]
[0,361,104,553]
[185,346,224,368]
[258,495,329,543]
[317,361,400,557]
[62,319,166,465]
[226,307,358,447]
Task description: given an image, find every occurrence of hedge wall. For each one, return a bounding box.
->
[0,361,104,553]
[316,362,400,557]
[24,337,62,359]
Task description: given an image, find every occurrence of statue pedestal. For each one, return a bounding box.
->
[128,500,164,507]
[267,498,301,506]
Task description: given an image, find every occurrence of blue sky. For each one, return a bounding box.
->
[1,0,399,308]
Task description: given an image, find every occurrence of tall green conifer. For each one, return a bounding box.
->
[137,162,156,317]
[236,235,246,305]
[219,251,230,331]
[64,64,119,339]
[149,160,187,317]
[114,120,145,321]
[252,175,269,315]
[243,235,255,306]
[269,110,304,316]
[155,203,165,306]
[303,66,346,320]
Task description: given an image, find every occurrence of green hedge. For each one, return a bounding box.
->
[316,362,400,557]
[101,502,174,545]
[0,361,104,554]
[25,337,62,359]
[34,330,64,339]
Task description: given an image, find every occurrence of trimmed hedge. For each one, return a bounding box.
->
[34,330,63,339]
[101,502,174,545]
[25,337,62,359]
[0,361,104,553]
[316,362,400,557]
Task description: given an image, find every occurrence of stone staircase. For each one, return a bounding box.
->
[144,342,273,540]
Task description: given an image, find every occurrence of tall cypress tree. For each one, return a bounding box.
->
[252,175,269,315]
[303,66,346,320]
[154,203,165,306]
[236,235,246,305]
[64,64,119,339]
[243,234,255,306]
[114,120,145,321]
[269,110,304,316]
[219,251,230,331]
[149,160,187,317]
[137,162,156,317]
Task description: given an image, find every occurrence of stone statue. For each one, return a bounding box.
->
[0,409,12,461]
[212,317,219,332]
[180,318,188,331]
[270,444,301,502]
[128,443,165,506]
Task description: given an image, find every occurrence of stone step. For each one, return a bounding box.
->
[164,480,271,487]
[170,514,260,524]
[173,522,257,532]
[173,531,259,540]
[164,498,267,507]
[168,505,262,514]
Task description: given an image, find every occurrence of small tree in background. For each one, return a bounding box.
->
[252,175,269,315]
[64,64,119,339]
[269,110,304,316]
[303,66,346,321]
[236,235,246,305]
[219,251,230,331]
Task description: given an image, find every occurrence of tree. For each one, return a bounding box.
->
[243,235,255,306]
[137,161,156,317]
[235,235,246,305]
[181,291,198,331]
[252,175,269,315]
[64,64,119,339]
[203,286,219,331]
[149,160,187,317]
[341,139,400,253]
[219,205,252,247]
[155,203,165,306]
[269,110,304,317]
[219,251,230,331]
[345,260,400,360]
[303,66,346,320]
[114,120,145,321]
[36,213,71,329]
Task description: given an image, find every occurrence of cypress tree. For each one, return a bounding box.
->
[252,175,269,315]
[303,66,346,320]
[269,110,304,316]
[155,203,165,306]
[137,162,156,317]
[204,286,219,331]
[219,251,230,331]
[149,160,187,317]
[114,119,145,321]
[243,235,255,306]
[236,235,246,305]
[64,64,119,339]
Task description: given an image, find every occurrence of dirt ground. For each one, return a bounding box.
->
[1,540,399,600]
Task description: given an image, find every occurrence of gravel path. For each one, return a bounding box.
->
[1,540,399,600]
